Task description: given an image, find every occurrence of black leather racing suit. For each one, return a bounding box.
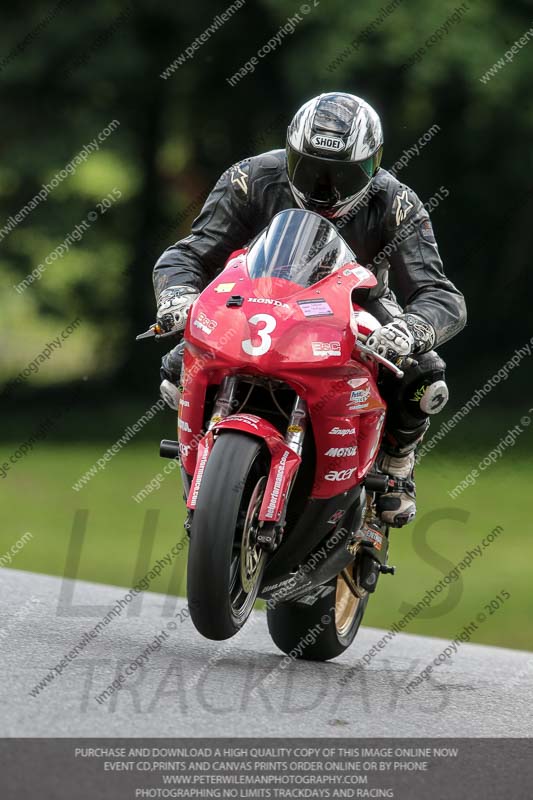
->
[154,149,467,453]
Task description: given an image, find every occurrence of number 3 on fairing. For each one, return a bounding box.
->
[242,313,276,356]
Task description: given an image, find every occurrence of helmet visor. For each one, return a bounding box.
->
[287,144,381,207]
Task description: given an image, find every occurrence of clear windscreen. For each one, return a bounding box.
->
[247,208,356,288]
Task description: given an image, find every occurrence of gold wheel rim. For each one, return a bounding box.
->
[240,476,267,593]
[335,565,361,637]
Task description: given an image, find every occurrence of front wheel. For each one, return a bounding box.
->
[187,432,270,640]
[266,560,369,661]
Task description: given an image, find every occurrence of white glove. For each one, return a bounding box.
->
[366,320,415,362]
[157,286,199,333]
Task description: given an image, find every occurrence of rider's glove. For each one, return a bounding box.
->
[400,313,436,354]
[366,320,415,363]
[156,286,199,333]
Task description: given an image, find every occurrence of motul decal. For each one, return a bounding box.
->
[325,446,357,457]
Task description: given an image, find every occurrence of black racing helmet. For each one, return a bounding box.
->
[286,92,384,219]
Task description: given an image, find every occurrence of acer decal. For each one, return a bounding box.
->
[325,467,357,482]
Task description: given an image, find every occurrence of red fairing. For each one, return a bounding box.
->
[187,432,214,508]
[187,414,301,522]
[178,251,387,501]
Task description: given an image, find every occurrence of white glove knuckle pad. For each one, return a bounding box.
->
[367,321,414,360]
[157,286,199,333]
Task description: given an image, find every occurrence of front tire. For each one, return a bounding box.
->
[267,561,369,661]
[188,432,269,640]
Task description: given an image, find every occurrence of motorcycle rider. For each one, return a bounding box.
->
[153,92,466,527]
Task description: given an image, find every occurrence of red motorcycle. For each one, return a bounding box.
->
[156,208,409,660]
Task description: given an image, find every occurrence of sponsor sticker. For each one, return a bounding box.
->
[287,424,303,433]
[348,386,371,409]
[312,341,341,358]
[214,282,236,294]
[297,299,334,318]
[178,417,192,433]
[325,467,357,482]
[190,446,210,506]
[227,413,260,429]
[365,527,383,551]
[343,265,370,280]
[325,446,357,457]
[193,311,217,335]
[265,450,289,519]
[329,426,356,436]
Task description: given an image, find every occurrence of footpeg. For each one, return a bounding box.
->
[379,564,396,575]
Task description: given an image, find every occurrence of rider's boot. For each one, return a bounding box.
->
[376,423,428,528]
[160,341,186,410]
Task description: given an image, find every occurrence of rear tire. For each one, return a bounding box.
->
[188,432,269,640]
[267,561,369,661]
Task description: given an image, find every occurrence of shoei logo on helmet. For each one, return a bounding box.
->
[311,134,345,152]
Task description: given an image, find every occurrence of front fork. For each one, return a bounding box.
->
[209,377,308,551]
[170,376,308,544]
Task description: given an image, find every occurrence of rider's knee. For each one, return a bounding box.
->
[403,350,449,420]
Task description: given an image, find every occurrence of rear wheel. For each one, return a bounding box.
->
[267,557,369,661]
[187,432,269,640]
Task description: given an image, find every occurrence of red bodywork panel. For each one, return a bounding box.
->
[179,251,386,506]
[186,413,301,522]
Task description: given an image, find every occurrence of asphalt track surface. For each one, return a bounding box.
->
[1,568,531,737]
